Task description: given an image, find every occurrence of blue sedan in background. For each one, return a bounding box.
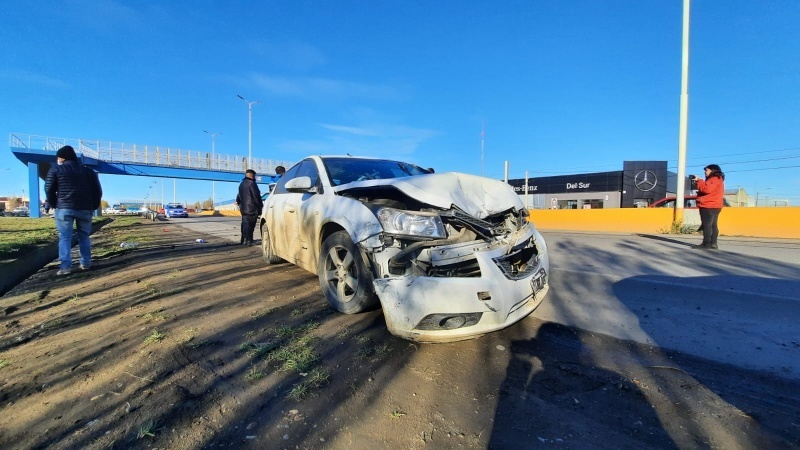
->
[164,203,188,218]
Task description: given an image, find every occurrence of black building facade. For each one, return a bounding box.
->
[508,161,677,209]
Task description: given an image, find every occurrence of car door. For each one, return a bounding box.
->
[285,160,323,270]
[268,163,302,259]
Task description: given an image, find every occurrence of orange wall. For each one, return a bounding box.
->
[529,207,800,239]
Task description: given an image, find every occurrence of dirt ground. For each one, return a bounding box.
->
[0,218,798,449]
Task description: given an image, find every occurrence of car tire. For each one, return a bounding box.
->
[261,223,282,264]
[317,230,379,314]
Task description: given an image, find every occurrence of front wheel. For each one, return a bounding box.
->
[317,230,379,314]
[261,223,282,264]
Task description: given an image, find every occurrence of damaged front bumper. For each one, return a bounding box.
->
[371,228,550,343]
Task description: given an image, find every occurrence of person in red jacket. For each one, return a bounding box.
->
[691,164,725,250]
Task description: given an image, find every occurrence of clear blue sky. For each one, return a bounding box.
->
[2,0,798,206]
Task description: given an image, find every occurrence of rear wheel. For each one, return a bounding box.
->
[317,231,378,314]
[261,223,282,264]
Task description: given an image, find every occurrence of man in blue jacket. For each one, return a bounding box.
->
[45,145,103,275]
[235,169,263,246]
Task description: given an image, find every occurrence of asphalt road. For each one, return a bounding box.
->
[172,215,800,379]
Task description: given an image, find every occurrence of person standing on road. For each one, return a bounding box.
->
[235,169,263,246]
[45,145,103,275]
[691,164,725,250]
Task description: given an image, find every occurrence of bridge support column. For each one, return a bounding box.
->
[28,162,41,218]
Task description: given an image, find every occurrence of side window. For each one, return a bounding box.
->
[272,160,320,195]
[273,163,303,195]
[295,160,320,189]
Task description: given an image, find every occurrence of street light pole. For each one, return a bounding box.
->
[204,130,222,209]
[675,0,691,225]
[237,94,260,169]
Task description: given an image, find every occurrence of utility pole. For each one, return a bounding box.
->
[675,0,691,224]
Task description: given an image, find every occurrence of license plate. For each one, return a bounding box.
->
[530,268,547,294]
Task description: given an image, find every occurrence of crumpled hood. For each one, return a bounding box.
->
[333,172,524,218]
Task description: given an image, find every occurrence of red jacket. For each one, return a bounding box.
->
[696,176,725,208]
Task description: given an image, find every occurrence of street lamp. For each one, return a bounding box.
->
[203,130,222,208]
[237,94,260,169]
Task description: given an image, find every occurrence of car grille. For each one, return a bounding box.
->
[428,259,481,278]
[492,239,540,280]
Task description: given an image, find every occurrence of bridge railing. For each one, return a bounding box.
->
[9,133,292,175]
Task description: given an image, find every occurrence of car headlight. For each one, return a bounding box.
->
[376,207,446,239]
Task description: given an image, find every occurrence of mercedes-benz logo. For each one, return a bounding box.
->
[634,170,657,192]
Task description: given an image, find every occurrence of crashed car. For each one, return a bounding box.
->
[260,156,550,342]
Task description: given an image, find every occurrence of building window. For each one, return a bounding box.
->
[583,199,604,209]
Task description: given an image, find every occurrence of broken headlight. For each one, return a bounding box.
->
[376,207,446,239]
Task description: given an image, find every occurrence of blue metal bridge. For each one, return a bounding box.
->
[9,133,292,218]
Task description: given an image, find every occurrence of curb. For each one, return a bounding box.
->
[0,220,109,297]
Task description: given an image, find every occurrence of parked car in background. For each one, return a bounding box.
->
[260,156,551,343]
[10,206,30,217]
[650,195,729,208]
[164,203,188,218]
[651,196,699,208]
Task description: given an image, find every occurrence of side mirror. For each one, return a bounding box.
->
[285,176,313,192]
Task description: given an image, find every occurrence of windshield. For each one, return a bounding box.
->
[322,157,432,186]
[167,204,184,209]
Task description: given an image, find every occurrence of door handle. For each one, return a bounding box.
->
[286,205,296,213]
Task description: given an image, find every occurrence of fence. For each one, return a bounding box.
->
[10,133,292,175]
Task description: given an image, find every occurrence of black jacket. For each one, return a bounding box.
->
[45,160,103,211]
[236,177,263,216]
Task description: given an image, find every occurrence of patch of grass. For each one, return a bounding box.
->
[42,318,63,329]
[250,307,277,319]
[290,307,306,317]
[66,293,80,304]
[0,359,10,370]
[0,217,60,260]
[144,329,166,344]
[355,340,391,361]
[243,330,257,339]
[659,221,696,234]
[245,365,266,382]
[177,327,198,345]
[269,344,318,372]
[306,368,330,387]
[240,341,279,358]
[137,420,156,439]
[165,269,181,280]
[389,410,406,419]
[287,383,309,401]
[239,319,329,400]
[274,325,295,339]
[141,309,169,322]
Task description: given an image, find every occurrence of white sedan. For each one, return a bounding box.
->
[260,156,550,342]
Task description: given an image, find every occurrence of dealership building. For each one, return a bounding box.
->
[507,161,685,209]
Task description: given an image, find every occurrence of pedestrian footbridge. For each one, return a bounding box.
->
[9,133,292,218]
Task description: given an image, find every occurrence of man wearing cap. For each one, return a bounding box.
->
[45,145,103,275]
[234,169,263,246]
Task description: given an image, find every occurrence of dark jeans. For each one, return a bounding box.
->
[241,214,258,243]
[699,208,722,245]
